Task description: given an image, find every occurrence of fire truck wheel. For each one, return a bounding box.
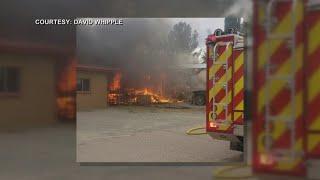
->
[194,94,205,106]
[230,137,243,152]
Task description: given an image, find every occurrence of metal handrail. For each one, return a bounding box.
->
[265,0,298,159]
[212,42,233,123]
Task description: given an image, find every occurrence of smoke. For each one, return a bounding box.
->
[224,0,253,20]
[77,18,177,90]
[77,18,210,95]
[0,0,236,47]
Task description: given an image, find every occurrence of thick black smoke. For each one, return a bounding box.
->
[77,18,175,90]
[0,0,236,47]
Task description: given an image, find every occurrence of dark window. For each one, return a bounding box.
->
[82,79,90,91]
[0,67,20,93]
[77,78,90,92]
[77,79,82,91]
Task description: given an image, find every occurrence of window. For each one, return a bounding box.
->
[0,67,20,93]
[77,78,90,92]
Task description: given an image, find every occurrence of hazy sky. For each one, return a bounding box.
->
[168,18,225,46]
[78,18,226,67]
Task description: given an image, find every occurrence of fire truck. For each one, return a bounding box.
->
[206,29,245,151]
[252,0,320,178]
[205,0,320,178]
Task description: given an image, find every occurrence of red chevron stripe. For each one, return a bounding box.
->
[258,67,303,118]
[214,79,233,102]
[271,115,304,149]
[307,47,320,76]
[234,112,244,124]
[256,41,291,91]
[233,89,244,110]
[307,10,320,30]
[309,141,320,156]
[256,21,304,91]
[307,94,320,129]
[233,64,244,83]
[216,103,233,119]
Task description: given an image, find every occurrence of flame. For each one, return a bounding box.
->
[56,57,76,120]
[107,72,175,105]
[135,88,170,103]
[109,72,122,91]
[108,72,122,104]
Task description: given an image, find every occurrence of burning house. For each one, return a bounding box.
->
[0,40,76,129]
[107,71,170,105]
[77,18,211,106]
[76,65,116,110]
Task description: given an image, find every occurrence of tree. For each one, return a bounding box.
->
[224,16,241,33]
[168,22,199,53]
[190,30,199,50]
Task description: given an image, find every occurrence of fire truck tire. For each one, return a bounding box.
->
[230,137,243,152]
[193,94,205,106]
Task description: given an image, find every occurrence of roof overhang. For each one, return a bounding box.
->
[0,39,73,56]
[77,64,119,73]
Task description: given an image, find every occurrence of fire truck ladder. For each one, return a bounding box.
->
[264,0,301,161]
[212,42,233,126]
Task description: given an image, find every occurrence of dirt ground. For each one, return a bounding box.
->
[0,118,304,179]
[77,105,243,162]
[0,124,218,180]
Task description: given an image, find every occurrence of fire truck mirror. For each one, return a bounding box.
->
[214,29,223,36]
[227,28,235,34]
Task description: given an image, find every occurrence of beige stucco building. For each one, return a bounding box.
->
[0,41,75,129]
[76,65,115,111]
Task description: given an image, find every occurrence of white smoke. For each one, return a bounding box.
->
[224,0,253,21]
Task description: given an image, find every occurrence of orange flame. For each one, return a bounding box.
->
[109,72,122,91]
[56,57,76,120]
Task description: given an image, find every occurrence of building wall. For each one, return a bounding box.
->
[0,54,56,129]
[77,71,108,111]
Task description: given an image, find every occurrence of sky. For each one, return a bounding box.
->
[167,18,225,47]
[77,18,226,67]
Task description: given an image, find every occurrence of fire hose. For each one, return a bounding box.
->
[186,126,207,135]
[186,126,253,179]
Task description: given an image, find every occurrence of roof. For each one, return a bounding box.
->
[0,39,73,56]
[77,64,119,73]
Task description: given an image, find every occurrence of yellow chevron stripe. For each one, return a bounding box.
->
[234,111,243,121]
[209,88,214,102]
[275,138,303,171]
[306,9,320,132]
[209,56,233,101]
[209,65,222,81]
[215,90,232,115]
[308,21,320,55]
[308,134,320,153]
[258,1,303,71]
[209,46,232,80]
[256,2,304,169]
[235,99,244,111]
[308,67,320,102]
[307,57,320,131]
[274,92,303,139]
[258,91,303,153]
[258,45,303,113]
[309,116,320,131]
[217,123,232,131]
[209,45,233,101]
[234,52,244,72]
[234,76,244,100]
[233,51,244,111]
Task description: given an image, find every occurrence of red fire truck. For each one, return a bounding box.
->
[206,29,245,151]
[252,0,320,178]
